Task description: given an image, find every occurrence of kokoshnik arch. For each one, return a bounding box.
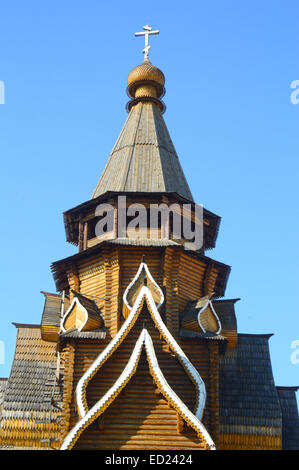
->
[0,26,298,451]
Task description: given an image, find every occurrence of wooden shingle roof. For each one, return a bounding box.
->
[0,325,63,449]
[1,325,62,413]
[0,379,7,419]
[276,386,299,450]
[40,291,70,342]
[0,379,7,400]
[212,299,239,334]
[219,333,282,448]
[180,297,238,349]
[91,101,193,201]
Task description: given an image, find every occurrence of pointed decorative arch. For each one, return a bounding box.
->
[75,286,147,419]
[61,328,215,450]
[61,297,89,333]
[62,260,210,450]
[197,295,222,335]
[75,285,206,421]
[123,257,164,318]
[61,329,145,450]
[60,293,103,333]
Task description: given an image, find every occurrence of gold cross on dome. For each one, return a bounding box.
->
[135,25,159,60]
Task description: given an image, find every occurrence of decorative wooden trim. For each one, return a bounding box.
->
[60,261,210,451]
[60,297,89,333]
[144,330,215,449]
[75,288,206,423]
[61,329,144,449]
[61,328,215,450]
[144,287,206,420]
[177,414,185,433]
[77,264,206,412]
[197,299,222,335]
[75,286,146,419]
[123,258,164,312]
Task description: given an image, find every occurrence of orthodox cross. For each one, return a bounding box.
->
[135,25,159,60]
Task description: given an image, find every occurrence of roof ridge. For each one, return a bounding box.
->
[12,322,41,329]
[120,101,144,191]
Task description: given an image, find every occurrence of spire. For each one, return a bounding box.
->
[91,28,193,201]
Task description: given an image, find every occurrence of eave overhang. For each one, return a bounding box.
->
[62,190,221,250]
[51,240,231,297]
[276,386,299,392]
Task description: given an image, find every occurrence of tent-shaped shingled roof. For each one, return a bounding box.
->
[219,333,282,450]
[0,324,63,449]
[91,100,193,201]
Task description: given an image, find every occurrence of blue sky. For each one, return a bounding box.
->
[0,0,298,406]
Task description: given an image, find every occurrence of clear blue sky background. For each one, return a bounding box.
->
[0,0,298,406]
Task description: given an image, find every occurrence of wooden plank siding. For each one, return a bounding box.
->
[54,245,227,449]
[64,246,222,341]
[163,247,181,339]
[179,338,220,446]
[219,433,282,450]
[75,353,206,450]
[60,342,76,443]
[62,303,215,450]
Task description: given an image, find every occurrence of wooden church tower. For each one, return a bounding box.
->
[0,26,298,451]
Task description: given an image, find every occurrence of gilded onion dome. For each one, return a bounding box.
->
[126,59,166,113]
